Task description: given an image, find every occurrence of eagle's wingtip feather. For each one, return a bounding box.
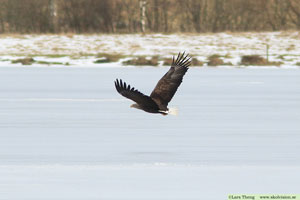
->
[173,51,191,68]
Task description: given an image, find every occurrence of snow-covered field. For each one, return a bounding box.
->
[1,32,300,67]
[0,66,299,199]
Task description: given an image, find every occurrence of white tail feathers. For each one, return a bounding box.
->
[168,107,178,116]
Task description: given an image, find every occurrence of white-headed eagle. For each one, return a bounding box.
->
[114,52,191,115]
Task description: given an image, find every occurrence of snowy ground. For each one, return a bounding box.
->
[1,32,300,67]
[0,66,299,199]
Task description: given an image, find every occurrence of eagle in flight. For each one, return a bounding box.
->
[114,52,191,115]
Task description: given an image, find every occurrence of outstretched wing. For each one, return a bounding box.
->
[115,79,159,108]
[150,52,191,109]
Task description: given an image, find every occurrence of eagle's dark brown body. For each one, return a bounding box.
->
[114,52,191,115]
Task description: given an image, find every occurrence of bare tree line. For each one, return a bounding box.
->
[1,0,300,33]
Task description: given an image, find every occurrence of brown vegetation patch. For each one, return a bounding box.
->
[286,44,295,51]
[10,57,68,65]
[94,59,111,64]
[191,58,204,66]
[123,56,159,66]
[96,53,124,62]
[241,55,265,65]
[11,57,35,65]
[277,55,285,60]
[207,55,224,66]
[162,58,172,66]
[241,55,282,66]
[207,54,233,66]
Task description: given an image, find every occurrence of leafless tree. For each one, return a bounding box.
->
[288,0,300,28]
[140,0,147,33]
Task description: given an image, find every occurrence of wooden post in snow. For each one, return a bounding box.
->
[266,44,269,62]
[140,0,147,33]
